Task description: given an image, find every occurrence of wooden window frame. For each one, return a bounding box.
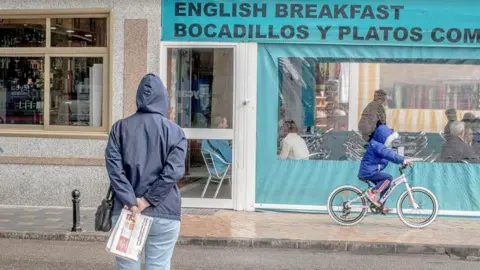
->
[0,10,111,139]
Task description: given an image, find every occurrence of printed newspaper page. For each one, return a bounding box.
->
[106,209,153,262]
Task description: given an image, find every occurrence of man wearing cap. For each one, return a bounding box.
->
[358,89,388,142]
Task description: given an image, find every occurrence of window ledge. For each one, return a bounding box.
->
[0,129,108,140]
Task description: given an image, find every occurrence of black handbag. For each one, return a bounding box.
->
[94,186,115,232]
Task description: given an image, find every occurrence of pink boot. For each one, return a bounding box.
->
[366,189,380,207]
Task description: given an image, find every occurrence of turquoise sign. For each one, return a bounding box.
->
[162,0,480,46]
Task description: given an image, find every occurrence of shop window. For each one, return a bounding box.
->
[0,57,44,124]
[166,48,234,129]
[50,57,103,127]
[0,15,109,134]
[0,19,46,47]
[50,18,107,47]
[179,139,233,199]
[278,57,480,164]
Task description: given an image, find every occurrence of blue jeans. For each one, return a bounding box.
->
[364,171,393,199]
[111,215,181,270]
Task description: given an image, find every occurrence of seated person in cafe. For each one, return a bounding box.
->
[201,116,232,173]
[440,121,479,163]
[278,120,310,160]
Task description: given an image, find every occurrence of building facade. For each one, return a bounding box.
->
[162,0,480,216]
[0,0,161,207]
[3,0,480,217]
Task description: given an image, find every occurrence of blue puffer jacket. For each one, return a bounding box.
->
[358,124,404,178]
[105,73,187,221]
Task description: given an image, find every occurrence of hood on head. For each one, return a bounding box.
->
[372,124,398,146]
[136,73,168,115]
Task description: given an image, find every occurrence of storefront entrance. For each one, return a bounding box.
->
[160,42,257,210]
[162,0,480,215]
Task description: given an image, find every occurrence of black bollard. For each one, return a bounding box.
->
[71,189,82,232]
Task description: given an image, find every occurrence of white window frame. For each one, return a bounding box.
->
[160,41,257,211]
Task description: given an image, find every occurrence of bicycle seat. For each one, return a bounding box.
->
[358,177,374,187]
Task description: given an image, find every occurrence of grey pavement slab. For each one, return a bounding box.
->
[0,206,219,232]
[0,207,95,232]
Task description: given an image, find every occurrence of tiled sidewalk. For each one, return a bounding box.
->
[182,211,480,247]
[0,207,95,232]
[0,206,219,233]
[0,206,479,247]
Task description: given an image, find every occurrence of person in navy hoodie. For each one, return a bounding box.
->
[358,124,411,213]
[106,73,187,270]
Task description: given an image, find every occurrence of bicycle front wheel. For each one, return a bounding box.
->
[396,187,439,228]
[327,185,368,226]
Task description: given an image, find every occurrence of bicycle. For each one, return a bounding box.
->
[327,164,438,228]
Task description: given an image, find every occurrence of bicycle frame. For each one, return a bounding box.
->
[345,168,419,210]
[330,164,438,228]
[378,173,418,209]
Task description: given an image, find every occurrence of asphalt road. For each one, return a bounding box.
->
[0,239,478,270]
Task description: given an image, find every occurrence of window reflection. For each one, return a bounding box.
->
[0,57,44,125]
[278,58,480,163]
[50,57,103,127]
[51,18,107,47]
[167,48,233,128]
[0,19,46,47]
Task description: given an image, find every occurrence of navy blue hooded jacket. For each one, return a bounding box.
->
[105,73,187,221]
[358,124,404,178]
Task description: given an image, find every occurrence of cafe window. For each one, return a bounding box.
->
[0,15,108,132]
[278,56,480,163]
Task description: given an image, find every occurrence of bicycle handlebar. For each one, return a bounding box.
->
[399,163,412,174]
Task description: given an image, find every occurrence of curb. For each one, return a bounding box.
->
[0,230,108,242]
[178,237,478,258]
[0,230,478,257]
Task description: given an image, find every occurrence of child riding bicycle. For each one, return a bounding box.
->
[358,123,411,213]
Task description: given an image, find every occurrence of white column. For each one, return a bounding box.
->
[234,43,257,211]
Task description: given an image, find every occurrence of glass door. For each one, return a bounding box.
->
[163,46,235,209]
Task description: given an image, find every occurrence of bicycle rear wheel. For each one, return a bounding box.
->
[396,187,439,228]
[327,186,368,226]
